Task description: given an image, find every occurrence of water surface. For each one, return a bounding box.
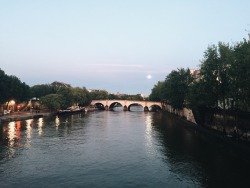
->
[0,111,250,187]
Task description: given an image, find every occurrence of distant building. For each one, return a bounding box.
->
[190,69,201,81]
[140,94,148,100]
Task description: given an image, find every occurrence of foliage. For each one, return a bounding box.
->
[189,42,237,110]
[149,69,192,109]
[56,87,74,109]
[90,90,109,100]
[150,39,250,113]
[72,87,92,106]
[119,94,144,101]
[108,93,119,100]
[30,83,91,110]
[231,41,250,111]
[163,68,193,109]
[0,69,30,105]
[149,81,165,101]
[132,94,144,101]
[40,94,62,111]
[30,84,55,99]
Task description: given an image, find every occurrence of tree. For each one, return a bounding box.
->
[30,84,54,98]
[40,94,62,111]
[0,69,30,105]
[108,93,119,100]
[163,68,192,109]
[57,87,74,109]
[90,90,109,100]
[149,81,164,101]
[232,40,250,111]
[190,43,235,110]
[72,87,91,106]
[0,69,9,104]
[198,45,219,108]
[217,42,235,110]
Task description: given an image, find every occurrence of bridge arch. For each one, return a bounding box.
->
[148,104,162,112]
[91,100,163,112]
[95,102,105,110]
[109,102,123,111]
[128,103,144,111]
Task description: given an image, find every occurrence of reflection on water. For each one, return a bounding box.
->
[7,122,16,158]
[25,119,33,148]
[113,105,144,111]
[15,121,21,140]
[0,112,250,187]
[37,118,43,136]
[130,105,143,112]
[145,115,154,157]
[113,106,123,111]
[5,121,22,159]
[55,116,60,129]
[7,122,15,147]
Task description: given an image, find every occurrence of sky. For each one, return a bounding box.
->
[0,0,250,95]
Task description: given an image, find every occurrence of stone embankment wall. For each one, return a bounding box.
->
[204,111,250,141]
[164,104,250,142]
[164,104,197,124]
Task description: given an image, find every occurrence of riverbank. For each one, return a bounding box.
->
[165,111,250,155]
[0,111,53,123]
[0,106,99,124]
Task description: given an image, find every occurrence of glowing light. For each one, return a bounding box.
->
[147,74,152,79]
[9,100,15,105]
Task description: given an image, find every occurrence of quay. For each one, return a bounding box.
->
[0,112,52,123]
[0,106,97,124]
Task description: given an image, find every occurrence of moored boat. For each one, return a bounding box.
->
[57,106,85,115]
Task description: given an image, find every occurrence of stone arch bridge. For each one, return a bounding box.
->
[91,100,163,111]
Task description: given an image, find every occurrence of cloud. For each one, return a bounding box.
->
[83,63,144,68]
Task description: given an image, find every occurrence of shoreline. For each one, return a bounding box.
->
[0,112,53,123]
[164,111,250,154]
[1,109,250,154]
[0,107,99,124]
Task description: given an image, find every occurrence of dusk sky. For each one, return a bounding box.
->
[1,0,250,95]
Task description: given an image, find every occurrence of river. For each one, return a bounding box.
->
[0,111,250,187]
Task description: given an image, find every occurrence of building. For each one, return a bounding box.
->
[190,69,201,81]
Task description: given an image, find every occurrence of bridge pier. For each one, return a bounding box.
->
[123,105,128,111]
[105,105,109,111]
[144,106,149,112]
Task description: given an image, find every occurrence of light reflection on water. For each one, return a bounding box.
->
[37,118,43,136]
[55,116,60,129]
[0,112,250,187]
[7,122,15,147]
[145,114,155,157]
[25,119,32,148]
[7,122,16,159]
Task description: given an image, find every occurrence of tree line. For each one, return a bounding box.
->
[149,38,250,114]
[0,71,144,111]
[0,69,30,105]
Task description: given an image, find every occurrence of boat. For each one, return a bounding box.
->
[57,106,85,115]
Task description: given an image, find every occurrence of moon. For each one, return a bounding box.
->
[147,74,152,79]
